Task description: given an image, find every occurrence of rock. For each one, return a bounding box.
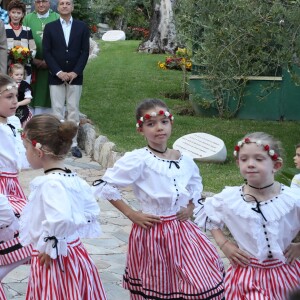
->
[99,142,116,168]
[93,135,109,162]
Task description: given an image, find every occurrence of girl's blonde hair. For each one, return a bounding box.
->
[8,63,25,79]
[237,132,284,162]
[24,114,78,159]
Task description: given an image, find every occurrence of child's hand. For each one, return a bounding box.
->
[284,243,300,264]
[176,203,194,221]
[38,253,51,269]
[127,210,161,229]
[221,240,250,267]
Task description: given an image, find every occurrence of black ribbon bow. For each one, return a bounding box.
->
[44,236,64,272]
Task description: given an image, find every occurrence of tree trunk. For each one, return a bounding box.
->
[138,0,177,54]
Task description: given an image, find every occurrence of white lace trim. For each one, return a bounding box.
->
[92,182,122,201]
[36,232,68,259]
[143,148,183,178]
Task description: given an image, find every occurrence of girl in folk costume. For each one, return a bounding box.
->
[194,132,300,300]
[0,74,32,297]
[19,114,107,300]
[8,63,33,127]
[92,98,225,299]
[0,193,21,298]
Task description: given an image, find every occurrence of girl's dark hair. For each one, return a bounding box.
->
[0,74,16,91]
[24,114,78,158]
[296,143,300,149]
[8,0,26,23]
[135,98,169,121]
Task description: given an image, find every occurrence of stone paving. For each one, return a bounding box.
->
[2,152,229,300]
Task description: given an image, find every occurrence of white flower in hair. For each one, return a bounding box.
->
[233,150,237,156]
[269,150,275,156]
[150,112,157,117]
[140,117,144,122]
[35,143,42,149]
[256,140,262,146]
[238,141,243,147]
[165,111,170,117]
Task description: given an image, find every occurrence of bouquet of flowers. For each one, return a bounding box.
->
[9,46,32,65]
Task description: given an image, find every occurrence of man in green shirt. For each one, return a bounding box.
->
[23,0,59,115]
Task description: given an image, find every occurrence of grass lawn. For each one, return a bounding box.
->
[81,40,300,193]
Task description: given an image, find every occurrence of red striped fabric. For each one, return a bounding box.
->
[26,239,107,300]
[0,283,5,299]
[123,215,225,299]
[225,258,300,299]
[0,175,32,265]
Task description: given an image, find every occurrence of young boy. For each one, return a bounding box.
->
[291,143,300,190]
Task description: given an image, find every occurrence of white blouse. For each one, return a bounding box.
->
[19,172,101,259]
[92,148,203,216]
[0,194,19,242]
[0,116,30,173]
[291,174,300,190]
[194,185,300,262]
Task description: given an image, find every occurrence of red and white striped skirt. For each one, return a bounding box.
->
[0,172,32,265]
[225,258,300,299]
[123,215,225,299]
[0,283,5,299]
[26,238,107,300]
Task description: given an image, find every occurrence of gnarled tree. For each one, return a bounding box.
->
[138,0,177,54]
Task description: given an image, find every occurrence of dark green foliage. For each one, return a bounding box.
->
[175,0,300,118]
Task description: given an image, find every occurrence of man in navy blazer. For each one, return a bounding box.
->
[43,0,89,158]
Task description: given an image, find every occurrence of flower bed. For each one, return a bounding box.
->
[158,48,192,71]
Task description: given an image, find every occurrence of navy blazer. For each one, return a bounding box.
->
[43,18,90,85]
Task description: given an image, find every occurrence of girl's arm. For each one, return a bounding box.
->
[176,200,194,221]
[109,199,161,229]
[211,228,250,267]
[17,88,32,107]
[284,242,300,264]
[17,98,31,107]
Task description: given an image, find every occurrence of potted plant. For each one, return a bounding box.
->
[175,0,300,119]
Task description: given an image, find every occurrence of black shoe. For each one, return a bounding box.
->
[71,146,82,158]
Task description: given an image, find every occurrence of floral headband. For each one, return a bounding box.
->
[233,137,281,161]
[21,132,42,149]
[0,83,18,95]
[136,110,174,128]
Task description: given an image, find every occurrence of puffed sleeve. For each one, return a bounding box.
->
[194,188,230,231]
[8,116,30,170]
[0,194,19,242]
[36,180,73,259]
[92,150,143,201]
[184,156,203,206]
[76,180,101,238]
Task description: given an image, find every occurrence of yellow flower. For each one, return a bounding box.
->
[159,63,166,69]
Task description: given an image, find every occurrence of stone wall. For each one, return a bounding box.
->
[77,119,123,169]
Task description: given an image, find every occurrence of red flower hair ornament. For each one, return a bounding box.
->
[136,110,174,128]
[233,137,281,161]
[21,132,42,149]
